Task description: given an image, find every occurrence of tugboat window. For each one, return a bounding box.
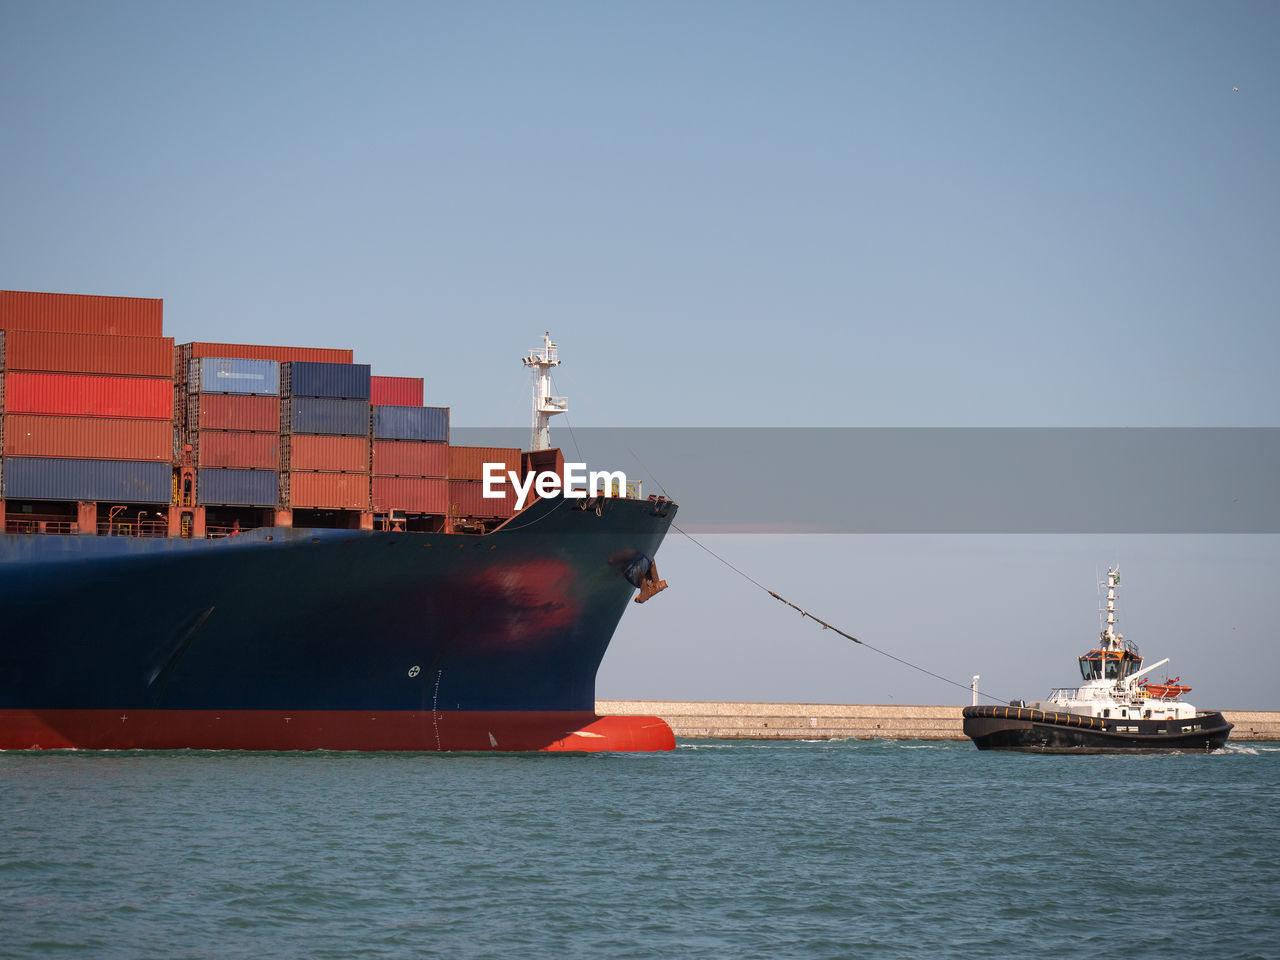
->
[1105,660,1120,679]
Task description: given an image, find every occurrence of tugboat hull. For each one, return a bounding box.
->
[962,705,1232,754]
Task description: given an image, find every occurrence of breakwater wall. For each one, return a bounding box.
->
[596,700,1280,742]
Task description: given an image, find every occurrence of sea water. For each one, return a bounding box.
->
[2,740,1276,959]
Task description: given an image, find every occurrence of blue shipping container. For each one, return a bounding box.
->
[2,457,171,503]
[283,361,371,400]
[285,397,370,436]
[372,405,449,442]
[196,468,280,507]
[188,358,281,396]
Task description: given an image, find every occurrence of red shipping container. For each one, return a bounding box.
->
[4,372,172,419]
[287,471,370,510]
[373,440,447,477]
[2,414,172,461]
[448,446,522,481]
[448,479,517,519]
[287,434,369,472]
[372,477,447,514]
[2,330,174,378]
[370,376,424,407]
[195,431,279,469]
[184,342,353,364]
[189,394,281,432]
[0,290,163,337]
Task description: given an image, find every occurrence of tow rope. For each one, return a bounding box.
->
[672,523,1007,705]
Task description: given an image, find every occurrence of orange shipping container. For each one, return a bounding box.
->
[0,290,163,337]
[287,434,370,472]
[448,446,522,481]
[195,431,279,469]
[1,330,175,378]
[373,440,447,478]
[287,471,370,510]
[372,477,448,514]
[2,414,172,461]
[184,342,353,364]
[188,394,281,432]
[4,372,172,419]
[448,479,517,519]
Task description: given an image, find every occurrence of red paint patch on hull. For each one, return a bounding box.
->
[0,709,675,752]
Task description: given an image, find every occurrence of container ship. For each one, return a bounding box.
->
[0,290,676,752]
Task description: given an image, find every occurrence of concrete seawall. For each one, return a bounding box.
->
[596,700,1280,742]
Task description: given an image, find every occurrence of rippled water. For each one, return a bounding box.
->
[3,740,1277,959]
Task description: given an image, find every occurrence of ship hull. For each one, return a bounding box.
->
[0,495,677,751]
[962,705,1232,753]
[0,709,675,752]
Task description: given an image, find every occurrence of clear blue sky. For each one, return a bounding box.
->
[4,2,1277,706]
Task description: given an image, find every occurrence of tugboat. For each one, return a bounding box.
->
[962,567,1232,753]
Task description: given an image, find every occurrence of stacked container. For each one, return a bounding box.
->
[186,357,281,507]
[280,361,372,511]
[1,292,174,505]
[370,385,449,514]
[370,376,424,407]
[448,446,521,519]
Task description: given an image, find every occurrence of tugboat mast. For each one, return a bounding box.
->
[521,333,568,451]
[1101,566,1122,648]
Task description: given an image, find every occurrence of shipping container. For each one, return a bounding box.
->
[182,342,354,364]
[448,445,522,482]
[4,372,173,419]
[372,439,448,478]
[285,434,369,473]
[188,394,280,433]
[0,290,163,337]
[285,471,370,510]
[373,405,449,442]
[197,468,280,507]
[282,361,372,400]
[0,330,174,378]
[283,397,370,437]
[370,376,424,407]
[188,357,280,396]
[2,457,171,503]
[194,431,279,470]
[448,479,517,519]
[372,477,448,514]
[3,414,172,461]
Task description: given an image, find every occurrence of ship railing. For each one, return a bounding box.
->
[588,481,644,499]
[1048,687,1080,701]
[206,524,242,539]
[97,520,170,538]
[4,518,78,536]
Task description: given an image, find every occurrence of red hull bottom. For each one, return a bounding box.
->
[0,709,676,752]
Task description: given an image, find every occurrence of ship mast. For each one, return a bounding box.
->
[1100,566,1122,650]
[521,332,568,451]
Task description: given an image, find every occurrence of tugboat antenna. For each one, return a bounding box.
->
[521,332,568,451]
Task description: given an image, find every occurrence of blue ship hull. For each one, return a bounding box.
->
[0,495,677,751]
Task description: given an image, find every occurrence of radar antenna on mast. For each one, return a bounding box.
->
[521,332,568,451]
